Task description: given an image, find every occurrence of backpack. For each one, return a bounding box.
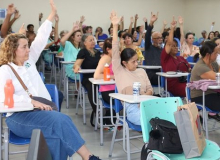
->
[143,117,183,155]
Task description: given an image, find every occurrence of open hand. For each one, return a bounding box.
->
[135,14,139,20]
[72,21,80,32]
[7,4,16,15]
[143,17,147,23]
[80,16,85,23]
[110,11,121,25]
[178,16,184,25]
[170,16,177,29]
[150,12,159,23]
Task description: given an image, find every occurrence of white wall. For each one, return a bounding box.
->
[184,0,220,38]
[0,0,185,35]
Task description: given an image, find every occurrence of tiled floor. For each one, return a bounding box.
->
[5,73,220,160]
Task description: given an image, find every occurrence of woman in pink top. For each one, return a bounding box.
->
[94,37,115,104]
[110,11,153,125]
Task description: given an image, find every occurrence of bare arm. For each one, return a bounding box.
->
[128,17,134,35]
[134,14,138,31]
[119,16,124,31]
[178,16,184,45]
[165,17,176,54]
[1,4,15,38]
[60,21,80,47]
[73,59,84,73]
[160,20,167,33]
[201,71,217,80]
[54,14,59,42]
[133,25,143,46]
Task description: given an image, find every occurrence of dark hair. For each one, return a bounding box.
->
[120,48,137,67]
[27,24,34,30]
[162,32,169,42]
[95,27,103,33]
[85,26,92,31]
[208,31,215,40]
[102,37,112,54]
[185,32,194,39]
[0,24,2,30]
[118,30,125,38]
[108,27,112,35]
[124,29,128,32]
[200,41,217,58]
[215,31,219,36]
[211,37,220,43]
[136,26,140,32]
[174,27,180,40]
[122,33,132,40]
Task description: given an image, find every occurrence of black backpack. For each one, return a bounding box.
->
[141,117,182,159]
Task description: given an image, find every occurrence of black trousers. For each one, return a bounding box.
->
[101,90,115,105]
[191,93,220,112]
[81,78,97,112]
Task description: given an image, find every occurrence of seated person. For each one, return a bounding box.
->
[179,16,199,58]
[95,27,108,41]
[191,41,220,121]
[111,11,153,125]
[0,1,100,160]
[161,17,191,97]
[73,34,101,114]
[145,12,162,85]
[212,38,220,65]
[60,22,81,82]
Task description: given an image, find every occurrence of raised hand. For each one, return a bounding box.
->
[80,16,85,23]
[170,16,177,29]
[135,14,139,20]
[212,22,215,26]
[7,4,16,15]
[110,11,121,25]
[14,9,20,19]
[139,25,144,33]
[121,16,124,22]
[130,16,134,23]
[48,0,57,22]
[55,14,59,22]
[18,23,26,35]
[150,12,159,23]
[178,16,183,25]
[39,13,43,19]
[143,17,147,23]
[72,21,80,32]
[163,20,167,26]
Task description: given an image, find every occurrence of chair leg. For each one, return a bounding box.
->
[109,120,119,157]
[125,124,131,160]
[82,89,86,125]
[75,91,80,115]
[99,100,103,146]
[4,127,9,160]
[66,78,69,109]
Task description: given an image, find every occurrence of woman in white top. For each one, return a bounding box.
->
[0,1,100,160]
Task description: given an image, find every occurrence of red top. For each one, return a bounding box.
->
[161,48,190,89]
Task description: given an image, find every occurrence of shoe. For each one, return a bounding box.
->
[89,155,101,160]
[208,114,220,121]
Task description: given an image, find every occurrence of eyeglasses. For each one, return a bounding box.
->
[153,37,163,39]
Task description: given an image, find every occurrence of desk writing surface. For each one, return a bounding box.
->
[89,78,115,85]
[0,102,33,113]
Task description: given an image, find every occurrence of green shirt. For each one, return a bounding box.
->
[60,41,80,80]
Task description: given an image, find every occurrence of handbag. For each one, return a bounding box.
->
[7,64,58,111]
[146,117,183,154]
[176,61,190,83]
[174,102,206,158]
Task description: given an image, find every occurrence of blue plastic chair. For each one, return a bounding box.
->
[140,97,220,160]
[109,87,143,160]
[39,72,45,83]
[186,74,219,139]
[45,84,60,111]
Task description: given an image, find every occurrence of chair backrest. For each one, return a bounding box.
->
[114,87,124,113]
[186,73,191,102]
[39,72,45,83]
[186,56,194,63]
[140,97,183,143]
[45,84,60,111]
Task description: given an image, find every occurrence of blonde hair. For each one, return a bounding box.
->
[0,33,27,66]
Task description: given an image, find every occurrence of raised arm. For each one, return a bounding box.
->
[143,17,148,30]
[60,21,80,47]
[128,16,134,35]
[1,4,15,38]
[29,0,57,63]
[160,20,167,33]
[79,16,85,33]
[210,22,215,31]
[133,25,143,46]
[111,11,123,72]
[165,16,177,54]
[178,16,184,45]
[145,12,158,49]
[54,14,59,42]
[119,16,124,31]
[134,14,138,31]
[39,13,43,27]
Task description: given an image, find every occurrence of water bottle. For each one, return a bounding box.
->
[104,63,110,81]
[4,79,14,108]
[133,82,141,96]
